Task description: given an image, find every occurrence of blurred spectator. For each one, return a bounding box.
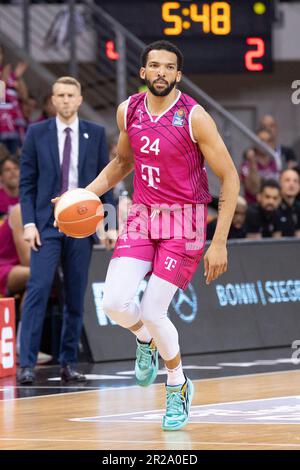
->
[0,45,28,98]
[0,44,27,154]
[278,169,300,237]
[0,156,19,219]
[21,94,41,128]
[0,203,52,364]
[207,196,247,240]
[241,129,279,204]
[259,114,298,171]
[0,204,29,299]
[245,180,281,239]
[38,93,56,121]
[0,142,10,162]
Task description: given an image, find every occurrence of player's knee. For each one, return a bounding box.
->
[102,292,132,321]
[140,303,167,328]
[103,295,123,316]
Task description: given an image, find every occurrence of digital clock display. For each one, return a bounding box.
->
[98,0,273,73]
[162,1,232,36]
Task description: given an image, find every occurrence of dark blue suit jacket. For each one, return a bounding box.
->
[20,118,113,232]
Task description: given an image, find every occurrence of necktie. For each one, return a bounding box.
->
[60,127,71,194]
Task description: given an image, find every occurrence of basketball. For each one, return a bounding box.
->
[54,188,104,238]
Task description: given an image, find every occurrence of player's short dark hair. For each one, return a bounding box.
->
[141,40,184,71]
[260,179,280,193]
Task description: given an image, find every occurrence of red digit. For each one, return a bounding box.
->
[245,37,265,72]
[105,40,119,61]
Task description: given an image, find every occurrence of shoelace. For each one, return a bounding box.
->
[166,389,185,416]
[137,344,153,369]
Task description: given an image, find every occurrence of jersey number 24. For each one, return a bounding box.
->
[140,136,160,156]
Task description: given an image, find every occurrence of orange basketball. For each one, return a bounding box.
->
[54,188,104,238]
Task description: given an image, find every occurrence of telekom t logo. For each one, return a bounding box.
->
[141,165,160,189]
[164,257,177,271]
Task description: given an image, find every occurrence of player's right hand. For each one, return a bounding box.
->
[23,225,42,251]
[204,242,227,285]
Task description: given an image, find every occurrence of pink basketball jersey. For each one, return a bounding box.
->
[125,91,211,207]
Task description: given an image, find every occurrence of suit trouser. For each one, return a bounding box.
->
[20,230,93,368]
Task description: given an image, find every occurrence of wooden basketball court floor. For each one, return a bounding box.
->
[2,353,300,450]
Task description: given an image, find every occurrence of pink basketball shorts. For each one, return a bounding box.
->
[112,203,207,290]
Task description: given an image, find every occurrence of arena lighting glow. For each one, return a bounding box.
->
[105,40,119,60]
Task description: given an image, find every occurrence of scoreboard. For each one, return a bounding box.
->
[99,0,273,73]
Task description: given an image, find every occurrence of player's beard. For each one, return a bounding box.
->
[145,77,177,97]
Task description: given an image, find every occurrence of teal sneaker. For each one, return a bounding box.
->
[135,339,158,387]
[162,377,194,431]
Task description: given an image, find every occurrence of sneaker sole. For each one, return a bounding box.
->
[162,380,194,431]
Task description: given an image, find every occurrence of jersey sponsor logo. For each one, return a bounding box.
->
[137,108,143,123]
[164,256,177,271]
[172,108,185,127]
[141,164,160,189]
[132,108,144,129]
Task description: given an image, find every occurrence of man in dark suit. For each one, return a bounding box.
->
[259,114,299,171]
[18,76,114,384]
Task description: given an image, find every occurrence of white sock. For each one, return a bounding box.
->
[166,361,185,386]
[132,325,152,344]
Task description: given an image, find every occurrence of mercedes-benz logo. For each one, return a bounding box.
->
[171,284,198,323]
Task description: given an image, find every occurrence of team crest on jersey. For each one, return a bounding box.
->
[172,108,185,127]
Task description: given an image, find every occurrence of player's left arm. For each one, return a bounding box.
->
[192,106,240,285]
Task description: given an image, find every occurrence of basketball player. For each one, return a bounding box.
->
[85,41,240,430]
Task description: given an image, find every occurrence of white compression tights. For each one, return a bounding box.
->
[102,257,180,361]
